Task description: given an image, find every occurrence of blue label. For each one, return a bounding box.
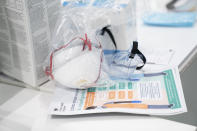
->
[63,0,129,8]
[63,1,69,6]
[63,0,90,7]
[93,0,114,8]
[143,12,197,27]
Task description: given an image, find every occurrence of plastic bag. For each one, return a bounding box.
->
[44,39,145,89]
[95,0,137,50]
[44,0,146,89]
[60,0,137,50]
[45,34,103,89]
[102,41,146,81]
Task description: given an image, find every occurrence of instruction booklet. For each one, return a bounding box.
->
[49,66,187,115]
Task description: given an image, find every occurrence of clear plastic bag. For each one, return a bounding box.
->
[102,41,146,81]
[44,0,146,89]
[45,33,103,89]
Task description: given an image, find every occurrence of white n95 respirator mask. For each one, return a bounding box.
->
[45,34,103,89]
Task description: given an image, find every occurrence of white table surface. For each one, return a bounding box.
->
[0,83,196,131]
[137,0,197,73]
[138,21,197,73]
[1,1,197,130]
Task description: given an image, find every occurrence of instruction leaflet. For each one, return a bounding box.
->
[49,66,187,115]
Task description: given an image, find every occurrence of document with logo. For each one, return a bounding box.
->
[49,66,187,115]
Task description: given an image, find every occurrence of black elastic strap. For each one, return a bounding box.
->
[166,0,178,10]
[101,25,117,49]
[100,26,146,70]
[129,41,146,70]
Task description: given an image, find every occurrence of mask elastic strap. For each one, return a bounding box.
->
[82,33,92,51]
[101,25,117,49]
[45,34,93,79]
[130,41,146,70]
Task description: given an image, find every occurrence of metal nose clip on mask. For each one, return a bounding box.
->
[45,34,103,89]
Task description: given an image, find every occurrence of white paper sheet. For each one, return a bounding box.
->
[49,66,187,116]
[141,48,175,65]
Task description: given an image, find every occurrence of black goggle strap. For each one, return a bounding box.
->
[100,25,117,49]
[100,26,146,70]
[130,41,146,70]
[166,0,178,10]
